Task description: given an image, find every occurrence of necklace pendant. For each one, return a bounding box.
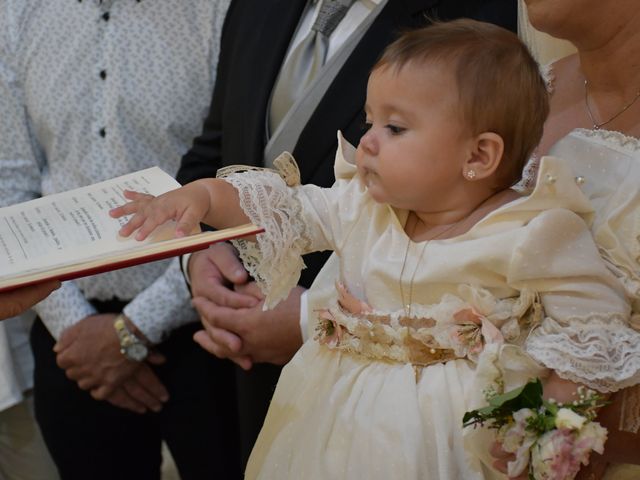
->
[584,78,640,132]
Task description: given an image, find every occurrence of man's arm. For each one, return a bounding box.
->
[54,259,195,412]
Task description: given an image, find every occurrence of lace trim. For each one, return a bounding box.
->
[526,313,640,393]
[217,151,301,187]
[514,153,540,193]
[539,63,555,94]
[619,384,640,433]
[572,128,640,154]
[221,169,310,309]
[315,286,542,366]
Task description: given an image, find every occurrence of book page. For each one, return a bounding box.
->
[0,167,179,279]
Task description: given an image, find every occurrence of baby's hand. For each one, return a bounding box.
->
[110,183,211,240]
[336,281,372,315]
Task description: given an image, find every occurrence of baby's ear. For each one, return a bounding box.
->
[463,132,504,181]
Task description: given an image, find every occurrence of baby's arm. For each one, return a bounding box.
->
[509,209,635,393]
[110,178,249,240]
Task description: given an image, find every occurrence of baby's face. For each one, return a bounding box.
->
[356,61,474,213]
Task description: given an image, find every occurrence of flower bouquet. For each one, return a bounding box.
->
[463,379,608,480]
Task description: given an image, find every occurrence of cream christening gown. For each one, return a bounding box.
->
[222,133,640,480]
[523,128,640,480]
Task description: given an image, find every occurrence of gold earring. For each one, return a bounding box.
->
[465,170,476,180]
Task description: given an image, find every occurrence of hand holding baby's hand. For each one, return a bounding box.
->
[110,182,211,240]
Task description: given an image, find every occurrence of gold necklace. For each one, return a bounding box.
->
[584,79,640,130]
[398,214,465,317]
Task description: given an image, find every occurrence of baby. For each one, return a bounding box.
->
[112,19,638,480]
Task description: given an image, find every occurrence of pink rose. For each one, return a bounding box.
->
[531,429,582,480]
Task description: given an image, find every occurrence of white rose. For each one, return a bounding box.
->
[576,422,608,455]
[555,408,586,431]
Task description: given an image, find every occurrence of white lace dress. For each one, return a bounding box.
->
[224,133,640,480]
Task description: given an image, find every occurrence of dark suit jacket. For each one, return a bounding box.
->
[177,0,516,470]
[178,0,515,287]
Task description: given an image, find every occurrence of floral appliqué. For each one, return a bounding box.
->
[315,281,371,347]
[449,308,504,360]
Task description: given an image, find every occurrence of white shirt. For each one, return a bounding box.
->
[0,0,230,353]
[0,314,34,410]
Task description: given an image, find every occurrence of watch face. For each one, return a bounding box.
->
[125,343,149,362]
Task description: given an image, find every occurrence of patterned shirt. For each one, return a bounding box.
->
[0,0,230,342]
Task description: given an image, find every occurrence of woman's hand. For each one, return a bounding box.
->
[0,280,60,320]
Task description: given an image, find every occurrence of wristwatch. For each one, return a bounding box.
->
[114,314,149,361]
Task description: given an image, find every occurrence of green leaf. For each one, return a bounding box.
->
[488,379,543,410]
[462,379,544,428]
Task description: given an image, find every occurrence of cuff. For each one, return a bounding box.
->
[300,290,309,343]
[180,252,193,287]
[32,283,97,340]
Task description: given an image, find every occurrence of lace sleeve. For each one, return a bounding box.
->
[221,135,364,308]
[525,313,640,393]
[222,170,312,309]
[508,208,638,392]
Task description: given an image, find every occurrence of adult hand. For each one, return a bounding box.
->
[490,439,608,479]
[489,441,528,480]
[104,365,171,414]
[54,314,168,412]
[187,243,259,368]
[574,456,608,480]
[0,280,60,320]
[589,389,640,465]
[188,242,258,308]
[193,283,304,370]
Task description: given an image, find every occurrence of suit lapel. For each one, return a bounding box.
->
[235,0,308,166]
[293,0,440,182]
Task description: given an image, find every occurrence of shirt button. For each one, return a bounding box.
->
[99,70,107,80]
[99,128,106,138]
[102,12,110,22]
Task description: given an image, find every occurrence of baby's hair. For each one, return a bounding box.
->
[374,19,549,188]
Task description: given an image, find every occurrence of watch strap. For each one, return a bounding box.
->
[114,314,148,361]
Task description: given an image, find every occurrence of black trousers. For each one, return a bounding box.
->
[30,302,241,480]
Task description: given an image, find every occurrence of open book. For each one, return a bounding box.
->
[0,167,262,292]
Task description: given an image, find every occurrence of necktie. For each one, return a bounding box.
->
[270,0,356,132]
